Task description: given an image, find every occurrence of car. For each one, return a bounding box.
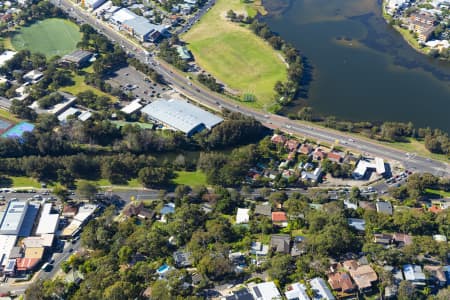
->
[69,248,74,253]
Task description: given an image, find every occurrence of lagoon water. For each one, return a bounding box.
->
[263,0,450,132]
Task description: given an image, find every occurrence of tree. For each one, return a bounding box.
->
[76,181,98,201]
[398,280,415,300]
[268,255,293,286]
[138,166,174,188]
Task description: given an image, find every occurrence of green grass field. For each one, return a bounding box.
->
[10,176,41,188]
[173,170,207,187]
[425,188,450,198]
[182,0,287,108]
[11,18,81,58]
[60,73,117,100]
[0,108,20,123]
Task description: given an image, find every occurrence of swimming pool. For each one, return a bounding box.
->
[2,122,35,138]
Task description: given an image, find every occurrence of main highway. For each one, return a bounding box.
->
[53,0,450,177]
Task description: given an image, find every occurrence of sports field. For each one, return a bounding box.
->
[182,0,287,108]
[11,18,81,58]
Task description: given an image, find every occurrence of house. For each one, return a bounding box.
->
[327,151,344,163]
[60,50,93,68]
[433,234,447,242]
[392,233,413,246]
[250,242,269,256]
[62,204,78,218]
[285,139,299,152]
[348,218,365,231]
[347,264,378,292]
[272,212,288,227]
[328,272,355,293]
[271,134,287,145]
[254,204,271,217]
[285,283,310,300]
[310,277,335,300]
[312,148,326,160]
[173,250,192,268]
[376,201,393,215]
[0,50,16,67]
[249,281,282,300]
[373,233,393,245]
[221,289,254,300]
[403,264,426,286]
[359,201,376,211]
[123,203,154,220]
[424,265,447,287]
[291,236,306,256]
[298,143,313,155]
[236,208,250,224]
[270,234,290,254]
[23,70,44,83]
[301,167,322,182]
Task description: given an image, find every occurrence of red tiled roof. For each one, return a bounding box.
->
[327,151,343,162]
[16,258,40,271]
[299,144,312,155]
[285,139,299,151]
[429,205,442,214]
[271,134,287,144]
[328,272,355,292]
[272,212,288,222]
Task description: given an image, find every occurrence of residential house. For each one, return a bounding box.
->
[312,148,326,160]
[403,264,426,287]
[359,201,376,211]
[285,139,300,152]
[392,233,413,246]
[60,50,93,68]
[23,70,44,83]
[347,264,378,292]
[424,265,447,287]
[270,234,290,254]
[250,242,269,256]
[348,218,366,232]
[310,277,335,300]
[328,272,356,294]
[291,236,307,257]
[173,250,192,268]
[221,289,254,300]
[236,208,250,224]
[327,151,344,163]
[249,281,282,300]
[373,233,393,245]
[271,134,287,145]
[433,234,447,242]
[301,167,322,182]
[376,201,393,215]
[285,283,310,300]
[123,202,155,220]
[254,204,271,217]
[298,143,313,155]
[272,212,288,227]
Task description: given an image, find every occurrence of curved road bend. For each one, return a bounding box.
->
[53,0,450,177]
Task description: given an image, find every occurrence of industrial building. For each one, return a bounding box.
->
[141,99,223,136]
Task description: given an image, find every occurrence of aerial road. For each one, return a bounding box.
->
[52,0,450,177]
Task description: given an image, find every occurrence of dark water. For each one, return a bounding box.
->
[263,0,450,132]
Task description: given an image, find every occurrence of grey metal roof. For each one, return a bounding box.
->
[123,16,163,38]
[0,200,28,235]
[141,99,223,135]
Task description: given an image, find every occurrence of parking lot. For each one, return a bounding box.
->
[106,66,170,102]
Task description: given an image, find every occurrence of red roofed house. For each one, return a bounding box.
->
[285,139,300,152]
[313,148,327,161]
[271,134,287,145]
[298,144,313,155]
[327,151,344,163]
[428,205,442,214]
[62,204,78,218]
[272,212,288,227]
[328,272,356,293]
[392,233,413,246]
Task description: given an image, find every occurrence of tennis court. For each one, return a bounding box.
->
[0,118,13,135]
[2,122,34,138]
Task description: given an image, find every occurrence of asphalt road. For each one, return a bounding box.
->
[52,0,450,178]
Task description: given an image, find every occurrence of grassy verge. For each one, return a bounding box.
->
[0,108,21,123]
[182,0,287,109]
[173,170,207,187]
[379,138,449,162]
[78,178,143,189]
[425,188,450,198]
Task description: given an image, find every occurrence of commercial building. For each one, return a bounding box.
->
[121,99,143,114]
[85,0,106,10]
[60,50,93,68]
[0,200,29,235]
[0,235,17,270]
[35,204,59,235]
[61,204,97,238]
[141,99,223,136]
[352,157,385,179]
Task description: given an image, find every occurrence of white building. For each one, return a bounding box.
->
[121,99,143,114]
[236,208,250,224]
[285,283,310,300]
[249,281,282,300]
[353,157,385,179]
[0,235,17,270]
[403,264,426,286]
[35,203,59,235]
[310,277,335,300]
[0,50,16,67]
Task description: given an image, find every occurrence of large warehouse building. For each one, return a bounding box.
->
[141,99,223,136]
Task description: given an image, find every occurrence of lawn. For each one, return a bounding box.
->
[425,188,450,198]
[10,176,41,188]
[60,73,117,101]
[77,178,143,189]
[173,170,207,187]
[0,108,20,123]
[379,138,449,163]
[182,0,287,109]
[11,18,81,58]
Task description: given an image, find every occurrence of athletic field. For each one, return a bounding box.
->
[11,18,81,58]
[182,0,287,108]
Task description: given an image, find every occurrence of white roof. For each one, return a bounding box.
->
[78,111,92,122]
[0,235,17,267]
[285,283,310,300]
[0,200,28,235]
[74,204,97,223]
[310,277,335,300]
[348,218,366,231]
[22,234,54,248]
[141,99,223,135]
[23,69,44,81]
[236,208,250,224]
[58,107,80,122]
[111,8,137,24]
[353,157,385,178]
[121,99,143,114]
[250,281,282,300]
[35,204,59,235]
[0,50,16,67]
[403,264,426,282]
[62,219,83,237]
